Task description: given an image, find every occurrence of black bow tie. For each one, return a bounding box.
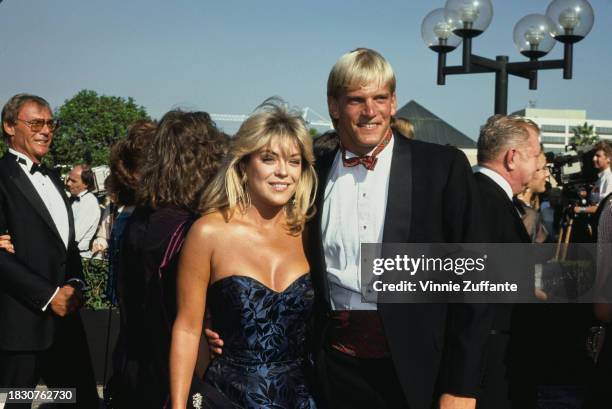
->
[69,195,81,204]
[29,162,50,177]
[13,155,49,176]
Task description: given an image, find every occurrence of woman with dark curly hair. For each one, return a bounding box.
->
[91,120,157,304]
[109,110,228,409]
[107,120,158,207]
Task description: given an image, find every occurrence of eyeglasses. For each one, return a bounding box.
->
[535,164,551,177]
[16,118,59,132]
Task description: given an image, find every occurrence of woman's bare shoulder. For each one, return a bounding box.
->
[189,211,230,239]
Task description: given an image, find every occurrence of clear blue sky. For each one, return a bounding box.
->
[1,0,611,140]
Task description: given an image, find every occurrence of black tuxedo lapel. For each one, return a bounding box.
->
[1,156,65,245]
[309,147,339,309]
[315,148,337,215]
[382,135,412,243]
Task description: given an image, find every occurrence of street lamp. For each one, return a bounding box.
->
[513,14,556,60]
[421,8,463,85]
[444,0,493,36]
[422,0,595,115]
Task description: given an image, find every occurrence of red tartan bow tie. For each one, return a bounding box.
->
[341,129,392,171]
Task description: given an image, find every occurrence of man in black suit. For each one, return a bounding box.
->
[472,114,542,409]
[0,94,98,408]
[307,48,490,409]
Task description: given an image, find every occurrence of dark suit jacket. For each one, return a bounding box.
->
[473,171,531,337]
[474,172,530,245]
[308,134,491,409]
[473,171,531,409]
[0,153,83,351]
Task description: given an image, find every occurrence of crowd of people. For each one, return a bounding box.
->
[0,47,611,409]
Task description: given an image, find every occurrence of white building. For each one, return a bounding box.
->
[512,108,612,154]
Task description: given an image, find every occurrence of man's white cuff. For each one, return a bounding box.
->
[42,287,60,311]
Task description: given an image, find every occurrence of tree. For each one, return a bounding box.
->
[48,90,149,167]
[570,122,599,148]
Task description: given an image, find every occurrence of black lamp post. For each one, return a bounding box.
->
[422,0,595,115]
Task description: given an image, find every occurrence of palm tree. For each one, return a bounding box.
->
[570,122,599,148]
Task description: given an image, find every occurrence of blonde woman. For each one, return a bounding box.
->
[169,100,318,409]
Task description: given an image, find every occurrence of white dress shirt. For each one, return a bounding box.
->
[321,135,394,310]
[9,148,70,310]
[592,167,612,205]
[71,190,101,256]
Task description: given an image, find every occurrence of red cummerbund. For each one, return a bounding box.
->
[328,310,391,358]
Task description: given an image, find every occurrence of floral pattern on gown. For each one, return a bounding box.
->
[204,274,318,409]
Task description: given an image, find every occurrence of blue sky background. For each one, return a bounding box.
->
[1,0,610,140]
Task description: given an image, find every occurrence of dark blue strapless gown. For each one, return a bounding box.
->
[204,274,318,409]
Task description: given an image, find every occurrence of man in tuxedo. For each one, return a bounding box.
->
[307,48,490,409]
[472,114,542,409]
[206,48,490,409]
[0,94,98,408]
[66,164,101,257]
[474,114,540,244]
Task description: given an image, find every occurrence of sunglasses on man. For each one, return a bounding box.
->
[16,118,59,132]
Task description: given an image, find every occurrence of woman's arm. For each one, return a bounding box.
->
[169,218,213,409]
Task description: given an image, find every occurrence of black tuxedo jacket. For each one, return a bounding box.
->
[308,134,491,409]
[473,171,531,333]
[473,171,531,409]
[0,153,83,351]
[474,172,530,245]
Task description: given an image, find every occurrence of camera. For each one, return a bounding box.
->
[547,146,598,211]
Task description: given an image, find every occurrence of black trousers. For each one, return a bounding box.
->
[0,313,99,409]
[320,345,409,409]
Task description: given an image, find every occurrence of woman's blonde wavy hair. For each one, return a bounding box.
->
[198,98,317,235]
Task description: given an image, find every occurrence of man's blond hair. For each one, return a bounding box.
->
[327,48,396,99]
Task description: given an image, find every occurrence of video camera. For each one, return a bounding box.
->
[546,146,597,218]
[547,145,596,189]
